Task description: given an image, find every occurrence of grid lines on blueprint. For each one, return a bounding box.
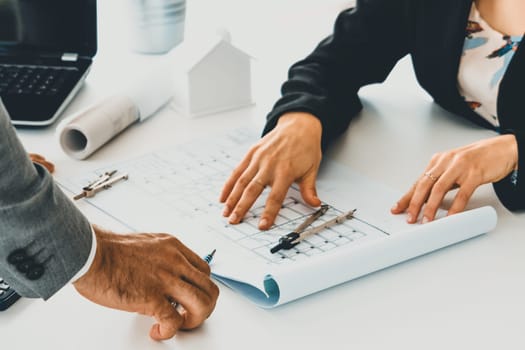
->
[71,129,384,265]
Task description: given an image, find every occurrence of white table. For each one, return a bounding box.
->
[2,1,525,349]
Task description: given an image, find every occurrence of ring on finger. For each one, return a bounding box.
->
[170,299,184,313]
[423,171,438,182]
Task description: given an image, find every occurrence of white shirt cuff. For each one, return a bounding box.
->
[70,226,97,283]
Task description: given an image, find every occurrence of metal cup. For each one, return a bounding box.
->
[128,0,186,54]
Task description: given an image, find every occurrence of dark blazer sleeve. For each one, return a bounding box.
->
[493,132,525,211]
[491,45,525,212]
[0,100,93,300]
[262,0,413,148]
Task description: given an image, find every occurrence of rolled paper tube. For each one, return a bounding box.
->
[57,62,175,159]
[57,95,139,160]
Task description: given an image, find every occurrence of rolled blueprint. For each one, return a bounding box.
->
[58,96,139,160]
[57,65,174,160]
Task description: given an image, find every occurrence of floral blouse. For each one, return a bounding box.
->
[458,2,522,129]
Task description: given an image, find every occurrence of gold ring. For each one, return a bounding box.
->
[424,171,438,182]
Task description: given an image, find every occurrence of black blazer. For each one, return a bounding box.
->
[262,0,525,211]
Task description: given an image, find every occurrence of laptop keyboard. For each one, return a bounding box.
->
[0,64,78,97]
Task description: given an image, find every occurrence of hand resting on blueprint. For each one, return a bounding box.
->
[73,226,220,341]
[220,113,518,229]
[220,112,323,230]
[391,134,518,224]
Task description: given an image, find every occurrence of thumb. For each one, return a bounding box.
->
[298,170,321,207]
[149,304,184,341]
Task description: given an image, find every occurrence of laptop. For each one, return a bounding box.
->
[0,0,97,126]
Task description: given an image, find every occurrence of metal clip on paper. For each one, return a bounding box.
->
[73,170,129,200]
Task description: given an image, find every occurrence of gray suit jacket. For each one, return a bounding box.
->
[0,100,92,299]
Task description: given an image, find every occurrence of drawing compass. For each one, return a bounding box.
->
[73,170,129,200]
[270,205,356,254]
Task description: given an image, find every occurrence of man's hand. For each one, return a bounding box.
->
[29,153,55,173]
[220,112,323,230]
[73,226,219,341]
[391,134,518,223]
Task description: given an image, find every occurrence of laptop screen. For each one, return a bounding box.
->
[0,0,96,57]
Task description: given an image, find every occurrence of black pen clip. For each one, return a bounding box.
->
[270,232,300,254]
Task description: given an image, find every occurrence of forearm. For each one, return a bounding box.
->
[0,101,93,299]
[264,0,412,147]
[0,103,42,205]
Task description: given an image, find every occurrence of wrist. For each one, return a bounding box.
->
[70,225,98,283]
[72,225,110,293]
[502,134,518,171]
[276,112,322,140]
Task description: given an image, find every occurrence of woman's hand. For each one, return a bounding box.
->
[391,134,518,223]
[220,112,323,230]
[29,153,55,173]
[73,226,220,341]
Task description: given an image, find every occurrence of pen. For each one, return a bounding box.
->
[203,249,216,264]
[170,249,216,312]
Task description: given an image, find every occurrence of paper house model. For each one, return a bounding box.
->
[170,33,253,117]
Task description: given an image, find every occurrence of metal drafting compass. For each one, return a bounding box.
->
[270,205,356,254]
[73,170,129,200]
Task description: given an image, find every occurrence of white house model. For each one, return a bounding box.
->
[169,33,253,117]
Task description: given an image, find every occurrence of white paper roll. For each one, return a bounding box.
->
[57,96,139,160]
[57,63,175,160]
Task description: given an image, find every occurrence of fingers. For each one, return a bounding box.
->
[222,155,321,229]
[150,256,219,339]
[161,270,218,330]
[168,237,211,275]
[222,162,260,220]
[161,244,219,328]
[228,179,266,224]
[392,165,477,224]
[391,181,414,215]
[394,169,448,223]
[220,146,257,204]
[29,153,45,161]
[149,276,215,340]
[220,112,323,228]
[393,136,519,223]
[29,153,55,173]
[149,268,219,340]
[406,169,447,223]
[168,254,218,302]
[447,184,476,216]
[149,298,185,341]
[298,166,321,207]
[147,259,219,341]
[422,168,460,222]
[227,178,267,225]
[258,175,295,230]
[74,230,219,342]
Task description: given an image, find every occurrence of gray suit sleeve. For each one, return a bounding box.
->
[0,100,93,299]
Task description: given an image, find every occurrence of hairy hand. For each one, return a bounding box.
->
[29,153,55,173]
[391,134,518,223]
[73,226,219,341]
[220,112,323,229]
